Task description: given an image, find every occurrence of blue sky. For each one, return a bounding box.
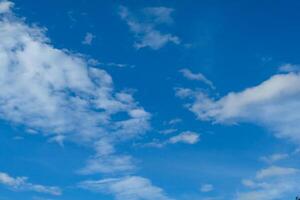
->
[1,0,300,200]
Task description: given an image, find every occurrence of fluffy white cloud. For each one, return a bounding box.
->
[200,184,214,192]
[176,72,300,144]
[0,1,150,174]
[180,68,215,89]
[79,176,173,200]
[0,172,61,196]
[119,6,180,50]
[169,131,200,144]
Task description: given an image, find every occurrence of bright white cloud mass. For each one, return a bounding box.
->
[176,71,300,144]
[0,172,61,196]
[0,1,151,176]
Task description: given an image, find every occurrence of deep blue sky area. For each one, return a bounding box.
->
[1,0,300,200]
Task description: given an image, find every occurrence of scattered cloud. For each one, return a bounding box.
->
[118,6,180,50]
[168,118,182,125]
[237,166,300,200]
[260,153,289,164]
[79,176,173,200]
[82,32,95,45]
[0,172,61,196]
[159,128,177,135]
[176,72,300,144]
[0,1,150,174]
[169,131,200,144]
[106,62,135,68]
[143,131,200,148]
[255,166,298,179]
[200,184,214,192]
[143,7,174,24]
[180,68,215,89]
[78,155,136,174]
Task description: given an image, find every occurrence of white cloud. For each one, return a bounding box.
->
[0,1,150,174]
[255,166,298,179]
[168,118,182,125]
[0,0,13,14]
[78,155,135,174]
[141,131,200,148]
[260,153,289,164]
[143,7,174,24]
[237,166,300,200]
[176,72,300,144]
[200,184,214,192]
[180,68,215,89]
[0,172,61,196]
[159,128,177,134]
[82,32,95,45]
[78,176,173,200]
[169,131,200,144]
[119,6,180,50]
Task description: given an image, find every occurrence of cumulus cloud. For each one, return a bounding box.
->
[118,6,180,50]
[180,68,215,89]
[0,172,61,196]
[176,72,300,144]
[0,1,150,174]
[78,176,173,200]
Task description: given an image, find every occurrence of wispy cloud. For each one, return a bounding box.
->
[118,6,180,50]
[78,176,173,200]
[0,172,61,196]
[260,153,289,164]
[180,68,215,89]
[237,165,300,200]
[167,118,182,125]
[169,131,200,144]
[200,184,214,192]
[144,131,200,148]
[278,63,300,73]
[82,32,95,45]
[255,166,298,179]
